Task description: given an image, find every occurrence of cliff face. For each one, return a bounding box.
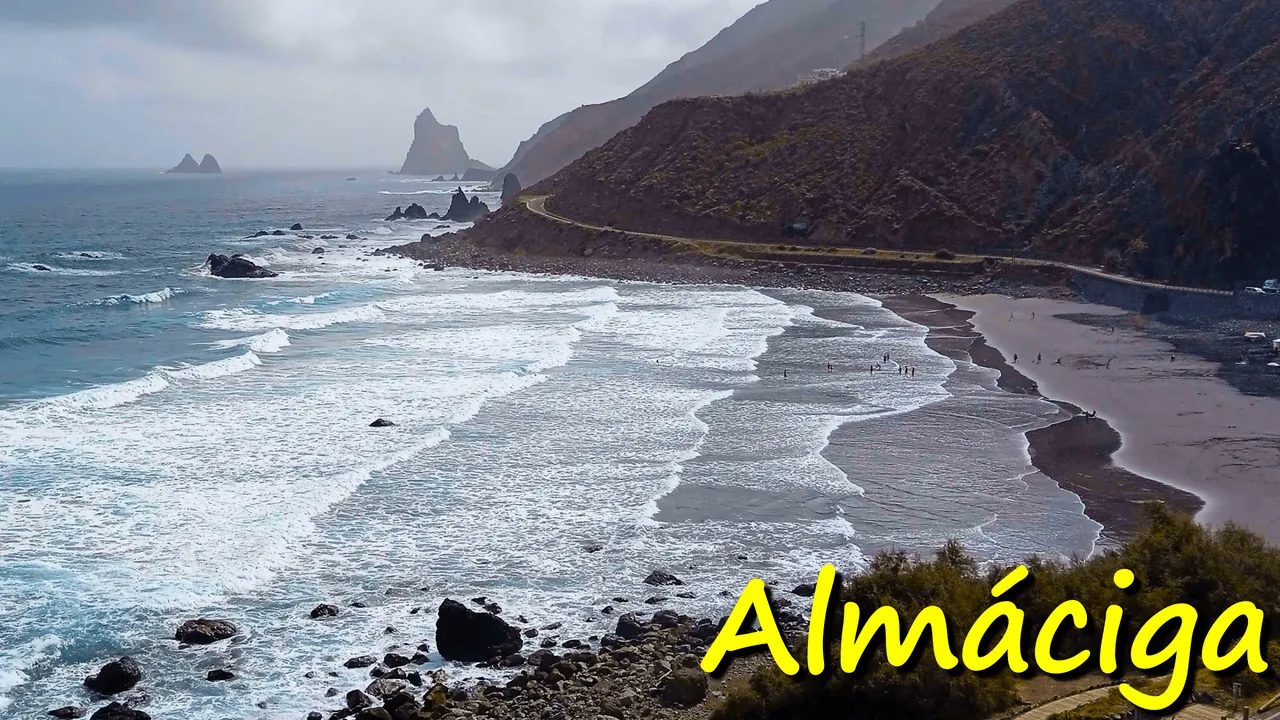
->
[496,0,938,189]
[400,108,477,176]
[532,0,1280,288]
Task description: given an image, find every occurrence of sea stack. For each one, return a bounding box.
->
[198,154,222,173]
[500,173,522,205]
[399,107,493,177]
[166,153,222,174]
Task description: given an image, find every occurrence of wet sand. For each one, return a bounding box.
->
[880,296,1203,545]
[941,294,1280,543]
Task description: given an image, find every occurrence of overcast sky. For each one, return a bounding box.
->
[0,0,762,169]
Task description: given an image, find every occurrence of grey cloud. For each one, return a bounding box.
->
[0,0,763,167]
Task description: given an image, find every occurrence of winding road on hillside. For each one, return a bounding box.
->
[522,196,1234,297]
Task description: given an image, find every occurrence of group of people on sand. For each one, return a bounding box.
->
[783,352,919,379]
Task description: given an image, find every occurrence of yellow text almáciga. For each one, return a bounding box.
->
[700,565,1269,712]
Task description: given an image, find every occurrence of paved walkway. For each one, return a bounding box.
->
[1009,686,1227,720]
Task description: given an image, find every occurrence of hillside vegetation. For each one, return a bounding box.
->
[710,507,1280,720]
[531,0,1280,288]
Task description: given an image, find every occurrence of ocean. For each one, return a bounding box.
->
[0,169,1099,718]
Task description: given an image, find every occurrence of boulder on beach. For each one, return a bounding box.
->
[369,419,397,428]
[290,223,303,231]
[643,570,685,586]
[615,613,646,639]
[83,656,143,695]
[660,668,708,706]
[435,598,522,662]
[89,703,150,720]
[207,254,278,279]
[175,618,238,644]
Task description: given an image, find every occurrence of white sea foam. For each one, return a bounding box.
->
[53,250,126,260]
[197,303,387,332]
[211,329,292,354]
[0,635,62,711]
[86,287,184,306]
[162,351,262,381]
[6,263,121,277]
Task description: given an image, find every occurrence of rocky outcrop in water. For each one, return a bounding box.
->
[398,108,482,177]
[435,598,522,662]
[435,188,490,223]
[83,657,143,695]
[166,153,221,174]
[89,703,150,720]
[207,254,278,279]
[385,204,429,221]
[175,619,238,644]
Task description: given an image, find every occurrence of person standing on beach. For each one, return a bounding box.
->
[911,367,916,377]
[1037,353,1042,364]
[1013,353,1018,364]
[783,369,788,379]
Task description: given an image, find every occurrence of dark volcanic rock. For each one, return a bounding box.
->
[385,206,405,221]
[346,689,374,711]
[435,598,522,662]
[369,419,397,428]
[290,223,303,231]
[615,613,646,639]
[399,108,474,176]
[404,203,428,220]
[312,247,325,254]
[643,570,684,586]
[246,230,269,238]
[89,703,150,720]
[440,188,490,223]
[310,603,339,618]
[32,264,52,271]
[206,669,235,682]
[660,668,708,706]
[792,583,817,597]
[344,655,377,669]
[198,154,222,174]
[174,619,238,644]
[207,254,278,279]
[165,154,201,174]
[48,707,87,718]
[84,657,143,695]
[500,173,522,206]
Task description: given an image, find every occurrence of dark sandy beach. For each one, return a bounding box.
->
[879,296,1203,545]
[942,294,1280,544]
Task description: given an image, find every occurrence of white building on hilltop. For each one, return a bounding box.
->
[796,68,845,86]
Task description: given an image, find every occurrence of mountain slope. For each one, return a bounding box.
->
[854,0,1019,66]
[528,0,1280,288]
[493,0,939,189]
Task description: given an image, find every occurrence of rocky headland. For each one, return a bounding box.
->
[514,0,1280,289]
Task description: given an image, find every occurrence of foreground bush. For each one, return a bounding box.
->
[710,507,1280,720]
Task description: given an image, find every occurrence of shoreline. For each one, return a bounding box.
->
[382,233,1227,542]
[943,294,1280,544]
[879,296,1203,546]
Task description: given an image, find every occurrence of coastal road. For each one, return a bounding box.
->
[521,195,1234,297]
